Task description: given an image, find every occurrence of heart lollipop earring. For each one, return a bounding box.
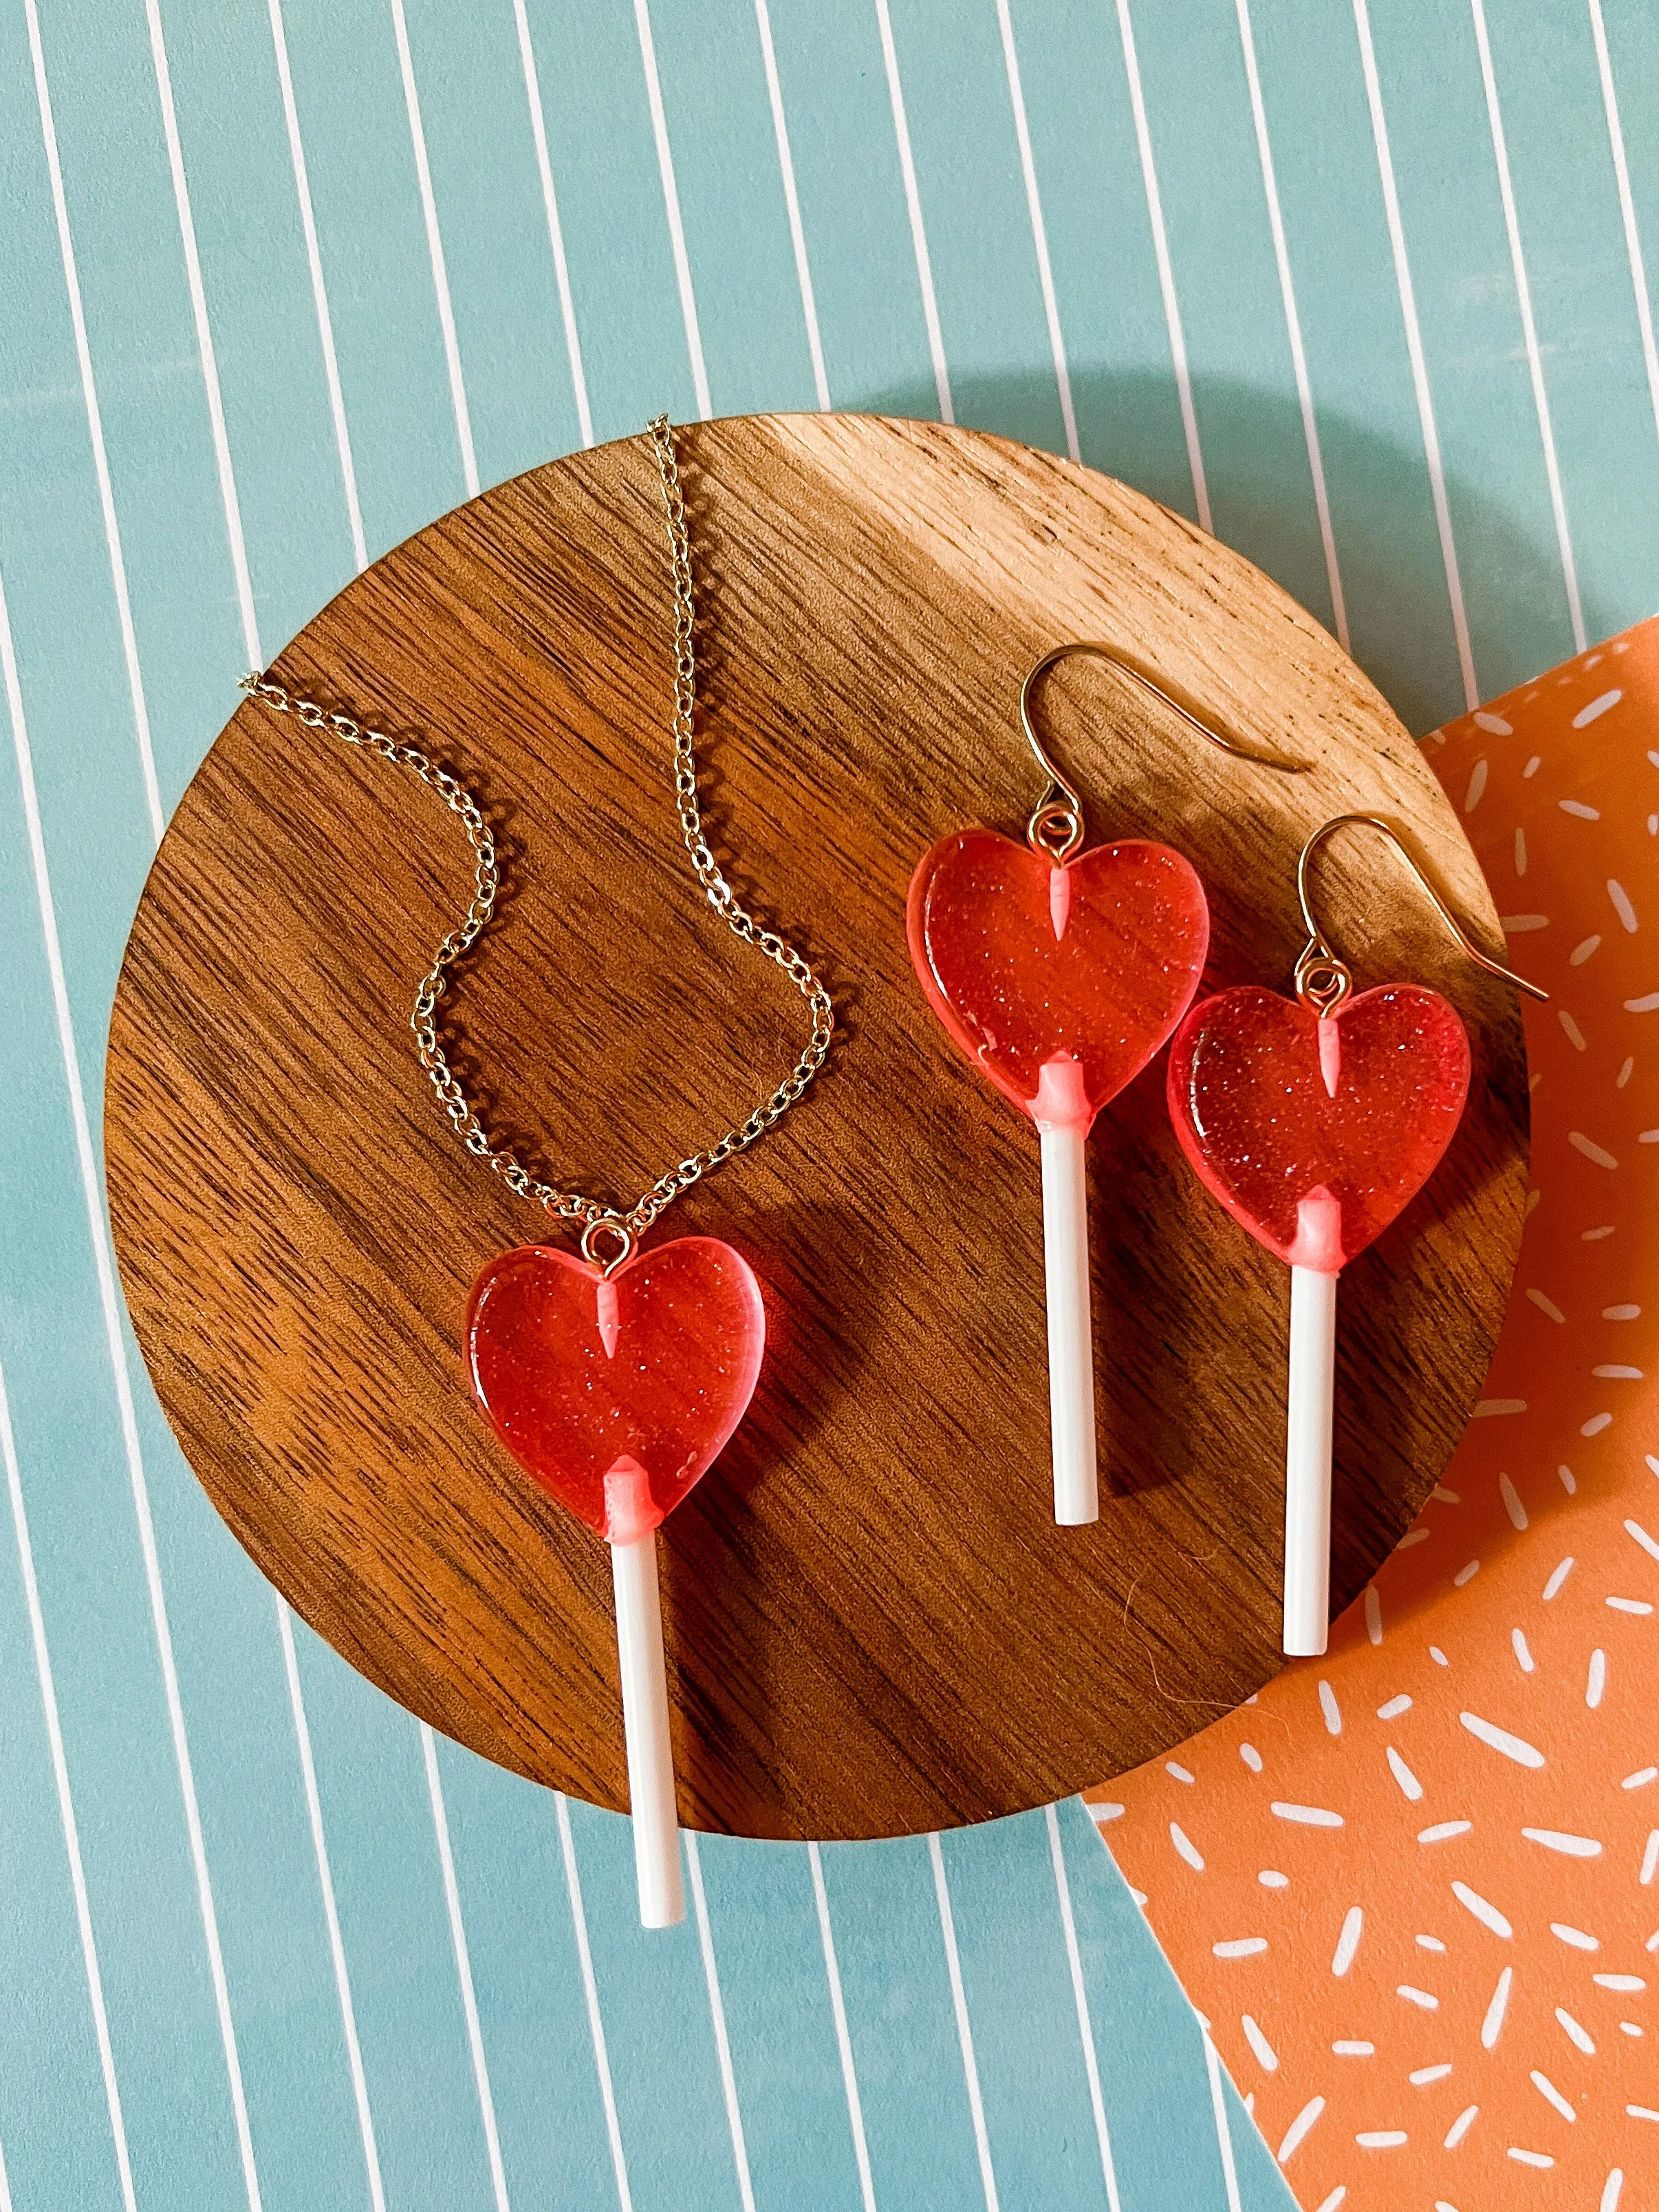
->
[1165,812,1546,1656]
[907,642,1305,1526]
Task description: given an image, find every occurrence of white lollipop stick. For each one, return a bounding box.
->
[1034,1054,1098,1526]
[606,1461,684,1928]
[1283,1268,1336,1655]
[1282,1188,1344,1657]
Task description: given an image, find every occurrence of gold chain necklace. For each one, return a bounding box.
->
[239,415,834,1275]
[239,418,834,1931]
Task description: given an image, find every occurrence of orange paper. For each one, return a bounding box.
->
[1095,618,1659,2211]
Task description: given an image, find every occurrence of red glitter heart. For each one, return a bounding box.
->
[907,830,1210,1131]
[466,1237,765,1541]
[1167,983,1471,1270]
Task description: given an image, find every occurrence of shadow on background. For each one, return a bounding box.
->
[869,365,1603,739]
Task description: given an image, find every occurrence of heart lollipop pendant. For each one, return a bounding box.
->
[467,1231,765,1931]
[466,1235,766,1541]
[907,829,1211,1128]
[1166,982,1472,1270]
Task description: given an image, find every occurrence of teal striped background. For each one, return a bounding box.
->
[1,3,1655,2206]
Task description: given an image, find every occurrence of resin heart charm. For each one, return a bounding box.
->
[466,1236,766,1541]
[907,830,1210,1131]
[1167,982,1471,1272]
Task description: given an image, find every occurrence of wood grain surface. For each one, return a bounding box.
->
[105,415,1528,1841]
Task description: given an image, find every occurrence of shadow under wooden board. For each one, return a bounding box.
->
[106,414,1528,1841]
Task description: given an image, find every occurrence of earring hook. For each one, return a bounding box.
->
[1293,810,1549,1015]
[1018,640,1311,863]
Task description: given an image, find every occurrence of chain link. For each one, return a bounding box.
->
[240,415,834,1248]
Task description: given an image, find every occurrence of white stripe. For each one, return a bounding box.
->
[1233,0,1350,649]
[874,0,953,424]
[684,1833,757,2212]
[213,98,581,2186]
[755,0,831,411]
[23,0,162,840]
[267,0,369,571]
[929,1833,999,2212]
[807,1843,877,2212]
[1114,0,1211,529]
[1350,0,1477,708]
[1045,1806,1122,2212]
[389,0,479,496]
[1468,0,1585,649]
[17,97,372,2161]
[995,0,1079,461]
[420,1726,510,2212]
[0,1358,138,2212]
[276,1602,385,2212]
[0,565,263,2211]
[512,0,595,449]
[143,0,261,669]
[1587,0,1659,457]
[554,1797,633,2212]
[0,2129,10,2212]
[1202,2030,1246,2212]
[633,0,713,420]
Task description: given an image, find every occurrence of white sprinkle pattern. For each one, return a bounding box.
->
[1272,1803,1343,1828]
[1556,2006,1594,2054]
[1460,1711,1546,1767]
[1452,1881,1512,1938]
[1276,2095,1323,2163]
[1387,1748,1423,1801]
[1170,1822,1204,1872]
[1445,2103,1479,2148]
[1522,1828,1601,1857]
[1482,1968,1513,2049]
[1332,1908,1363,1977]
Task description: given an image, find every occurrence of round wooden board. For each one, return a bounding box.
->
[106,415,1528,1841]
